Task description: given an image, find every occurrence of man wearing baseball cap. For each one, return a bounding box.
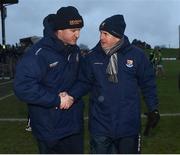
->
[14,6,84,153]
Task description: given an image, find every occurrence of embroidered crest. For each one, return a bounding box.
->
[126,59,133,68]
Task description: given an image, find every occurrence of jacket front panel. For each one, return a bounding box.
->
[14,31,83,141]
[88,43,141,138]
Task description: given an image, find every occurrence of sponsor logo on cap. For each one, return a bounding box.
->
[69,19,82,25]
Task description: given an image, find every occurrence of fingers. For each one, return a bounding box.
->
[59,92,74,110]
[60,100,72,109]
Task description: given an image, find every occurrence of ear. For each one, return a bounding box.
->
[55,30,63,39]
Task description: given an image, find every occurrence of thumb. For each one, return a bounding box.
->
[60,92,68,97]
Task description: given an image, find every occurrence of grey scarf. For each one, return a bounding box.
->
[103,37,124,83]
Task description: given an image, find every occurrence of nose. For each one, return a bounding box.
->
[100,33,104,41]
[75,30,80,38]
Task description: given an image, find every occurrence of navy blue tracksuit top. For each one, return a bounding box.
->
[13,19,83,141]
[69,36,159,138]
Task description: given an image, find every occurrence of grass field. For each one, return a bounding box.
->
[0,49,180,153]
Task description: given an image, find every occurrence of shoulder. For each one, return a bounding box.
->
[87,49,96,56]
[86,43,101,58]
[19,43,52,69]
[83,49,100,63]
[129,45,147,56]
[123,45,149,65]
[29,38,58,59]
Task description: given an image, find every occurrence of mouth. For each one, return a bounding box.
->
[100,40,104,44]
[74,38,78,42]
[101,42,106,46]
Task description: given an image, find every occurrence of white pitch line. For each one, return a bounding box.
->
[0,80,12,86]
[84,113,180,120]
[0,92,14,101]
[0,118,27,122]
[1,113,180,122]
[159,113,180,116]
[141,113,180,118]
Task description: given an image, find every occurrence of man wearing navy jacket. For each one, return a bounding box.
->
[14,6,84,154]
[64,14,160,153]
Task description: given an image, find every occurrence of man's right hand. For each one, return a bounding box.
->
[59,92,74,110]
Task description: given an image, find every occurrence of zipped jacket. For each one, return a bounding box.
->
[69,36,158,138]
[14,15,83,141]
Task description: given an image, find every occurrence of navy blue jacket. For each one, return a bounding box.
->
[14,16,83,141]
[69,36,158,138]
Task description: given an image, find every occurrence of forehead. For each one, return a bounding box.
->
[100,30,111,35]
[100,30,120,42]
[100,30,115,37]
[63,28,81,32]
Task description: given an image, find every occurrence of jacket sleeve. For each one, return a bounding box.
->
[137,51,159,112]
[68,55,93,100]
[13,54,60,108]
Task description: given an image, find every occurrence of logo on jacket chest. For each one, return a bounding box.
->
[126,59,133,68]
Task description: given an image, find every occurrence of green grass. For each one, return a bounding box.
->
[0,122,38,154]
[0,49,180,153]
[142,116,180,154]
[146,48,179,58]
[0,79,11,84]
[0,96,27,118]
[0,81,13,97]
[0,116,180,153]
[156,61,180,113]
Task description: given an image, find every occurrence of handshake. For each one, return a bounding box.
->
[58,92,74,110]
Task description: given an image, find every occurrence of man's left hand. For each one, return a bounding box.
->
[143,109,160,136]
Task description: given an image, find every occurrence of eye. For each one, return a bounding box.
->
[71,28,80,33]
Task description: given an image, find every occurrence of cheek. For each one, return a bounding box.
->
[64,33,77,45]
[110,39,116,45]
[109,37,119,45]
[63,33,72,41]
[106,38,113,45]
